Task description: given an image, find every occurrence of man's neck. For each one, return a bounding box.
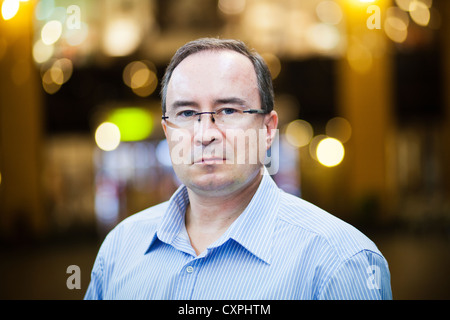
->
[184,169,263,255]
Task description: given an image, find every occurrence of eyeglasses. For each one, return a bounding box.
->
[162,107,268,129]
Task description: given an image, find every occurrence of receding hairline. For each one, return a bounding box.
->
[169,48,258,81]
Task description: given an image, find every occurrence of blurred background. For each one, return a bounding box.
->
[1,0,449,300]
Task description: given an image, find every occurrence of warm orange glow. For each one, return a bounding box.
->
[1,0,20,20]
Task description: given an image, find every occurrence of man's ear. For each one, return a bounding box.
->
[264,110,278,150]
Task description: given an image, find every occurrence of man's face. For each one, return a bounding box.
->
[162,50,277,197]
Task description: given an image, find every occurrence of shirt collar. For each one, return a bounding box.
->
[147,168,280,264]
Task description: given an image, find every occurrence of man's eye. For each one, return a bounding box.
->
[219,108,238,115]
[178,110,196,117]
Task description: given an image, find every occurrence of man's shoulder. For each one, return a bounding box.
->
[277,190,381,260]
[105,201,168,241]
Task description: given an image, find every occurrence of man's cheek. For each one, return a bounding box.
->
[168,129,193,165]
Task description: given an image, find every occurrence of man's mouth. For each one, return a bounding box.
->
[194,157,226,164]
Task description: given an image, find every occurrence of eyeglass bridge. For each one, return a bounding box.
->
[195,111,216,123]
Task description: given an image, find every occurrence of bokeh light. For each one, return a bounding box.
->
[384,7,409,43]
[95,122,121,151]
[64,21,89,46]
[1,0,20,21]
[309,134,327,161]
[409,1,430,26]
[395,0,414,11]
[315,1,343,25]
[285,120,314,148]
[102,18,141,57]
[218,0,246,15]
[41,20,63,45]
[32,39,54,64]
[306,23,341,52]
[316,137,345,167]
[34,0,54,21]
[326,117,352,143]
[50,58,73,85]
[123,60,158,97]
[107,108,153,142]
[41,68,61,94]
[260,53,281,79]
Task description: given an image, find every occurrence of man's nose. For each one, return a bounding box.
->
[194,112,222,146]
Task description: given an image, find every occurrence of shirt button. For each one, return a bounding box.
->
[186,266,194,273]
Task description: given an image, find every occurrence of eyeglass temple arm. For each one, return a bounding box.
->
[243,109,268,114]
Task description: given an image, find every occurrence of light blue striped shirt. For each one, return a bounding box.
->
[85,171,392,300]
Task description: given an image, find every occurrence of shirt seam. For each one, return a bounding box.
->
[316,248,386,299]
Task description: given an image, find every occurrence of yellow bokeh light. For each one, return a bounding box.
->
[64,22,89,46]
[261,53,281,79]
[309,134,327,161]
[1,0,19,21]
[132,72,157,97]
[218,0,246,15]
[102,19,141,57]
[51,58,73,85]
[306,23,341,52]
[95,122,121,151]
[285,120,313,148]
[41,20,63,45]
[32,39,54,64]
[123,60,158,97]
[50,65,64,85]
[420,0,433,8]
[384,7,409,43]
[326,117,352,143]
[131,68,151,89]
[316,1,343,25]
[42,69,61,94]
[409,1,430,26]
[395,0,414,11]
[316,137,345,167]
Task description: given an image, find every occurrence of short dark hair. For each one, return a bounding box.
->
[160,38,274,114]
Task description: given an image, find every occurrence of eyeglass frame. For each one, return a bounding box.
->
[161,108,268,127]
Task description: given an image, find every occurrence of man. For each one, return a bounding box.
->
[85,38,392,300]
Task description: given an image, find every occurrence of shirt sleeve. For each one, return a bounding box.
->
[318,249,392,300]
[84,249,105,300]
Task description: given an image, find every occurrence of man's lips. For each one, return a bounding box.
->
[194,157,226,164]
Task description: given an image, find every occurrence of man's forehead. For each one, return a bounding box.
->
[172,49,255,79]
[167,49,259,103]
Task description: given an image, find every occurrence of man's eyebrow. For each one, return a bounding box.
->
[170,100,199,109]
[214,97,247,106]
